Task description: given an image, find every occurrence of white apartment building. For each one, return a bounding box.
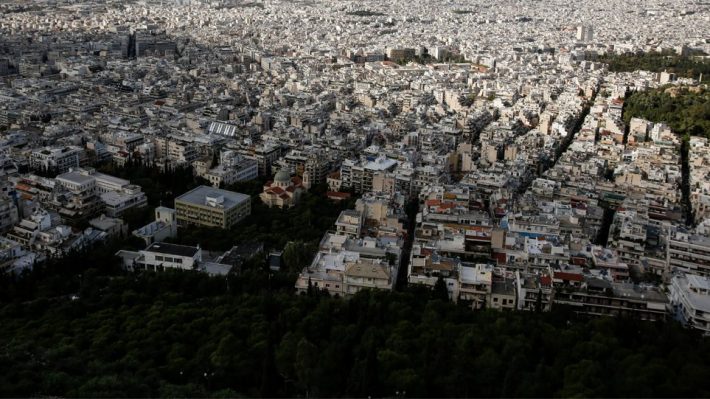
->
[30,146,81,174]
[101,187,148,217]
[340,156,398,193]
[667,230,710,277]
[670,273,710,335]
[203,156,258,187]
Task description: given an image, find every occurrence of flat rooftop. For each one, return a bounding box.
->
[93,171,129,187]
[145,242,199,258]
[56,172,94,186]
[175,185,250,209]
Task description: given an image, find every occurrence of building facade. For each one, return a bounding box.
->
[175,186,251,229]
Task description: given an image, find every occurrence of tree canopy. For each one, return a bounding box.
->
[623,86,710,139]
[599,51,710,80]
[1,249,710,398]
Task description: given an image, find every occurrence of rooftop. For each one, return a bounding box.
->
[175,185,250,209]
[56,172,95,186]
[144,242,200,258]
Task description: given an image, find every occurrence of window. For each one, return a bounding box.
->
[155,256,164,261]
[493,297,498,302]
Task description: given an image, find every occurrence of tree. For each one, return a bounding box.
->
[432,276,449,302]
[3,245,710,398]
[295,338,319,395]
[282,241,311,273]
[535,289,543,313]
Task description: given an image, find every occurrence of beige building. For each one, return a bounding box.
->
[175,186,250,229]
[343,258,394,295]
[260,169,304,209]
[295,252,395,297]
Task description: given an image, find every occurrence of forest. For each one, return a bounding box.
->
[2,242,710,398]
[622,86,710,139]
[598,51,710,80]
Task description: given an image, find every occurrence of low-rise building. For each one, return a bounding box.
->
[117,242,202,271]
[175,185,251,229]
[260,169,304,209]
[89,214,127,239]
[133,207,178,245]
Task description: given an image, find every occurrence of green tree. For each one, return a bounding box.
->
[432,276,449,302]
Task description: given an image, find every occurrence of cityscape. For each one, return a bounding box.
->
[1,0,710,397]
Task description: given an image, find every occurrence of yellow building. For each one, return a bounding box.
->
[175,186,250,229]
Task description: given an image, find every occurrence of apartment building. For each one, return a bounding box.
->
[458,264,493,309]
[30,146,81,174]
[554,273,668,321]
[295,247,396,297]
[667,229,710,277]
[335,210,363,238]
[202,153,258,188]
[100,186,148,217]
[0,197,19,233]
[54,171,102,220]
[247,143,282,176]
[154,136,198,167]
[343,258,395,295]
[340,156,398,193]
[670,273,710,335]
[55,169,148,219]
[515,270,554,311]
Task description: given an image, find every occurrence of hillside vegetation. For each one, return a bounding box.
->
[1,255,710,398]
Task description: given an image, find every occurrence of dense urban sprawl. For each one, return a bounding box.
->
[1,0,710,338]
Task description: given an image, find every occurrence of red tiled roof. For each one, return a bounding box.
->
[267,186,285,195]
